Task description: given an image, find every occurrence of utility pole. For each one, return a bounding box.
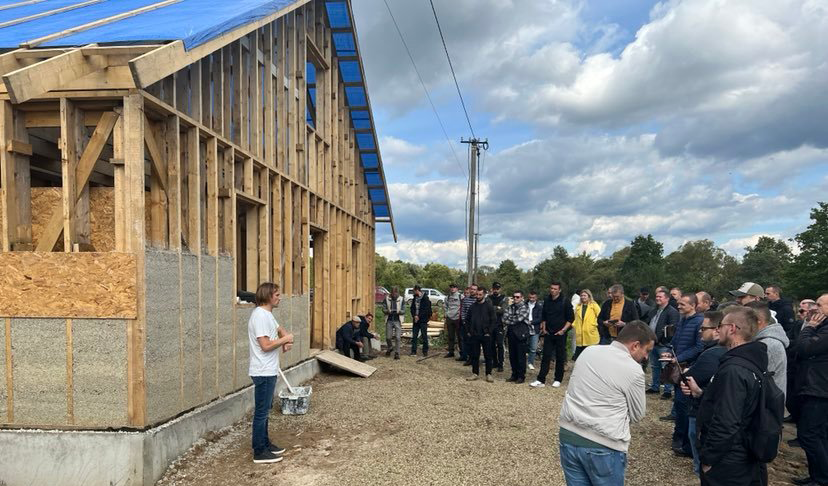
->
[461,137,487,286]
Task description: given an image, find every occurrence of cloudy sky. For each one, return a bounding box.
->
[352,0,828,269]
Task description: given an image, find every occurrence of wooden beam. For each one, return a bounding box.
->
[123,93,147,427]
[21,0,181,48]
[143,114,169,192]
[186,127,200,252]
[6,139,32,156]
[205,136,219,256]
[35,111,119,251]
[59,98,79,251]
[2,45,106,104]
[128,0,310,88]
[306,36,330,70]
[0,101,32,251]
[0,0,103,29]
[165,115,181,250]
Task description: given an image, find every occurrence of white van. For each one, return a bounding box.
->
[403,287,446,305]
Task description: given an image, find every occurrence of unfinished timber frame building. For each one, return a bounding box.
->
[0,0,394,484]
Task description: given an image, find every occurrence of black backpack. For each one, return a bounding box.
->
[731,357,785,462]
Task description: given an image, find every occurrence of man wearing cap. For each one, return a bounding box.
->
[729,282,764,305]
[489,282,507,372]
[444,283,463,358]
[336,316,365,361]
[637,287,654,322]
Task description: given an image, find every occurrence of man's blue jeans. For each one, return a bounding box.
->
[527,333,539,364]
[560,442,627,486]
[251,375,277,455]
[688,416,700,476]
[648,345,673,393]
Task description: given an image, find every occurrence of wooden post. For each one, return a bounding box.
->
[0,101,32,251]
[165,115,181,250]
[59,98,80,251]
[205,136,219,256]
[123,92,147,427]
[271,174,282,288]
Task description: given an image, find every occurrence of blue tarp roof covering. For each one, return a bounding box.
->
[0,0,304,49]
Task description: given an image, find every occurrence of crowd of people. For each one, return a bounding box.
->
[248,279,828,486]
[368,280,828,486]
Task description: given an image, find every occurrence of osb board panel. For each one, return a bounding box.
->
[10,319,67,425]
[315,350,376,377]
[181,253,200,410]
[72,319,128,426]
[31,187,116,252]
[0,252,137,319]
[217,256,234,395]
[144,250,182,425]
[200,255,217,402]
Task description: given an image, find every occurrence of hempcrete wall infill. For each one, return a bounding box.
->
[0,321,6,420]
[181,253,200,411]
[11,319,66,425]
[72,319,127,426]
[201,255,217,401]
[145,249,183,425]
[235,305,253,387]
[217,256,234,395]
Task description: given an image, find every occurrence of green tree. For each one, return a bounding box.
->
[420,263,457,292]
[740,236,792,288]
[492,259,524,294]
[787,202,828,298]
[619,234,665,292]
[664,240,738,298]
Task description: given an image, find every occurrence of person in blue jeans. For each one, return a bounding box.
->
[248,282,294,464]
[559,321,655,485]
[680,311,726,475]
[647,289,680,398]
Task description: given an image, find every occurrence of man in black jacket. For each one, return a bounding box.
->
[465,286,497,383]
[489,282,507,372]
[695,307,767,486]
[647,289,681,398]
[793,294,828,486]
[336,317,365,361]
[503,290,530,383]
[598,284,640,344]
[681,311,727,475]
[530,281,575,389]
[787,298,818,424]
[766,285,796,334]
[527,291,543,370]
[410,285,432,357]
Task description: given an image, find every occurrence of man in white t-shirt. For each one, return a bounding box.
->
[248,282,294,464]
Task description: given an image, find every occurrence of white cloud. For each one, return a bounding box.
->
[379,136,426,166]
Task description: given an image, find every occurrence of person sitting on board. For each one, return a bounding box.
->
[336,316,366,361]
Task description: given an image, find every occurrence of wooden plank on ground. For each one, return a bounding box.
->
[315,350,375,378]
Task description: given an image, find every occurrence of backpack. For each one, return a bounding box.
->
[731,357,785,463]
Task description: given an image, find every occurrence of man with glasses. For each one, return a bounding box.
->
[679,311,727,475]
[503,290,531,383]
[686,307,769,486]
[788,299,818,424]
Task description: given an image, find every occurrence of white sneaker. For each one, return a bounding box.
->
[529,380,545,388]
[552,381,561,388]
[527,363,535,371]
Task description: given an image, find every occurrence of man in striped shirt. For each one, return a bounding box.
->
[460,284,479,365]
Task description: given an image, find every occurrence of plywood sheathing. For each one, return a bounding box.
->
[0,252,137,318]
[144,249,183,425]
[10,318,66,425]
[72,319,128,426]
[30,187,116,252]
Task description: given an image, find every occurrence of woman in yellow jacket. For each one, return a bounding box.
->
[572,289,601,361]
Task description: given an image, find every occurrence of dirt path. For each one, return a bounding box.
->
[156,352,805,486]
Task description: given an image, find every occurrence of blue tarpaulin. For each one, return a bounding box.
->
[0,0,304,49]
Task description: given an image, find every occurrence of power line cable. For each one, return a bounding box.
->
[382,0,467,180]
[428,0,476,138]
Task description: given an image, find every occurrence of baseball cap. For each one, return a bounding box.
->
[449,283,458,288]
[729,282,764,298]
[492,282,502,289]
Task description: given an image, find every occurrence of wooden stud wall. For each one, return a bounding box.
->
[0,0,380,428]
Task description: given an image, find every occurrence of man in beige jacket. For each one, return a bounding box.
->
[559,321,655,485]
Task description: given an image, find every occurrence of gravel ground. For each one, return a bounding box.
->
[156,351,806,486]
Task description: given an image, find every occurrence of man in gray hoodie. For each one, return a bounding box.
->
[747,300,789,397]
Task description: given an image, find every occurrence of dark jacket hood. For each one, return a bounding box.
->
[721,340,768,373]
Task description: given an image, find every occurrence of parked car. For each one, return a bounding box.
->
[404,287,446,306]
[375,286,389,303]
